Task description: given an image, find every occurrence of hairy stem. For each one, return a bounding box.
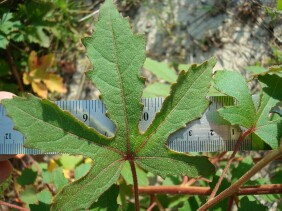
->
[129,160,140,211]
[138,184,282,195]
[209,127,255,200]
[0,201,29,211]
[198,144,282,211]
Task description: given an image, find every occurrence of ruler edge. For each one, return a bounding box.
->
[0,96,259,154]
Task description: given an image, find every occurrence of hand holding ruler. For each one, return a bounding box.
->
[0,96,265,154]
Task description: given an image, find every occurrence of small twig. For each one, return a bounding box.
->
[210,152,227,164]
[147,202,156,211]
[138,184,282,195]
[0,200,29,211]
[198,145,282,211]
[209,127,255,200]
[6,45,24,92]
[129,160,140,211]
[181,176,188,185]
[79,10,99,22]
[0,0,8,4]
[185,178,197,186]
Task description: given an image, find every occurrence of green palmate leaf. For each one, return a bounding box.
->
[82,0,146,151]
[2,0,215,210]
[214,71,282,148]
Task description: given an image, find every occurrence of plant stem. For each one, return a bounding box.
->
[0,200,29,211]
[209,127,255,200]
[138,184,282,195]
[129,160,140,211]
[6,45,24,92]
[198,144,282,211]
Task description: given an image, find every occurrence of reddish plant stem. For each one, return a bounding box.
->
[129,160,140,211]
[138,184,282,195]
[227,196,235,211]
[6,45,24,92]
[210,151,227,164]
[209,127,255,200]
[0,201,29,211]
[234,196,239,208]
[198,145,282,211]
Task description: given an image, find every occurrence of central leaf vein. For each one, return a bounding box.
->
[108,9,131,154]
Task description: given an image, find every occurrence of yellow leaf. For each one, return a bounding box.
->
[63,169,71,179]
[23,72,32,85]
[48,159,59,172]
[31,81,48,98]
[30,69,47,83]
[43,73,67,94]
[85,158,93,163]
[39,54,55,70]
[28,51,55,71]
[28,51,38,71]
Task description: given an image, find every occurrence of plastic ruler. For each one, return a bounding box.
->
[0,96,254,154]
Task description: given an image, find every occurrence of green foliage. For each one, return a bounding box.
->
[0,13,23,49]
[3,0,215,209]
[277,0,282,10]
[144,58,178,83]
[214,71,282,149]
[1,0,281,210]
[143,58,178,98]
[17,168,38,186]
[142,58,192,98]
[0,0,90,96]
[239,197,268,211]
[245,64,282,79]
[88,185,119,211]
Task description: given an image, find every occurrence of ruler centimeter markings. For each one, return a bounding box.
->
[0,97,254,154]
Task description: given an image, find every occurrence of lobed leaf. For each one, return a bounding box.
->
[214,71,282,148]
[135,57,216,152]
[2,0,216,209]
[2,95,114,158]
[135,57,216,178]
[82,0,146,152]
[213,71,256,129]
